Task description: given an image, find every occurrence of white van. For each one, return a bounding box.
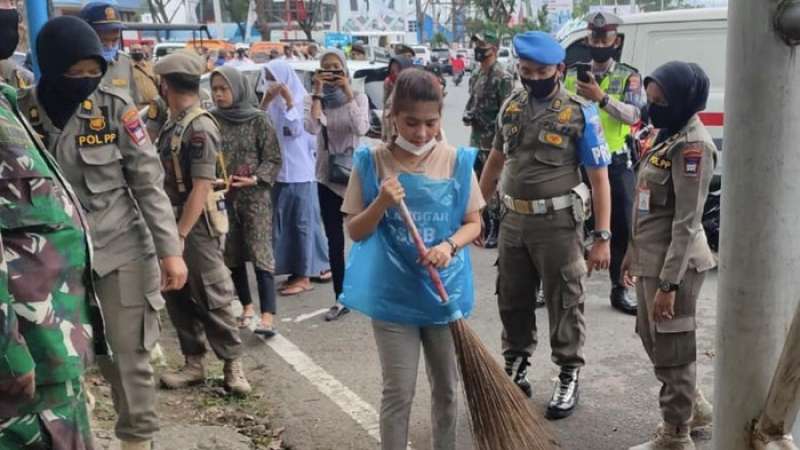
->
[558,8,727,149]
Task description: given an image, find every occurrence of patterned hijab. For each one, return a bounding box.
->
[209,66,261,124]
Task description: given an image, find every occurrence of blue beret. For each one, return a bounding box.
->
[513,31,565,65]
[80,2,124,32]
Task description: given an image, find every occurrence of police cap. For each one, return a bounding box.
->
[471,31,499,46]
[394,44,416,56]
[585,11,623,33]
[513,31,564,66]
[154,52,205,78]
[79,2,125,33]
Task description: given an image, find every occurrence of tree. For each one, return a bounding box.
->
[467,0,516,29]
[253,0,275,41]
[146,0,175,24]
[431,32,449,47]
[296,0,325,41]
[199,0,250,38]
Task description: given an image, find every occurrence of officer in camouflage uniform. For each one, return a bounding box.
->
[18,16,188,450]
[565,11,642,315]
[80,2,141,105]
[479,31,612,420]
[153,52,251,396]
[464,31,513,248]
[0,4,105,448]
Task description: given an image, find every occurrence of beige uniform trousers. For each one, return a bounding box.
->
[164,218,242,361]
[497,208,587,368]
[635,270,706,426]
[95,255,163,441]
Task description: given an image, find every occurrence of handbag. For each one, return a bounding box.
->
[324,125,353,185]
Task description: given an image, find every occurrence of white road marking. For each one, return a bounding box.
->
[265,334,415,450]
[292,308,328,323]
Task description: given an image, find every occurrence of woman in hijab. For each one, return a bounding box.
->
[305,49,370,321]
[260,59,331,296]
[211,66,282,336]
[621,61,717,450]
[381,56,414,142]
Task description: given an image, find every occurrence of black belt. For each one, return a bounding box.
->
[610,151,631,165]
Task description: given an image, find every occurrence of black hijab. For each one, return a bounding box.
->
[36,16,107,129]
[644,61,709,142]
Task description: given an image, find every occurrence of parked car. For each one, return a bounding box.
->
[431,48,452,74]
[154,42,186,61]
[411,46,431,66]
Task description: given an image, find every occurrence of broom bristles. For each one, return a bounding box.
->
[450,319,560,450]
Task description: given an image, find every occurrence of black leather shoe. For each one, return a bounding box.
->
[546,367,580,420]
[504,354,532,398]
[610,286,638,315]
[324,303,350,322]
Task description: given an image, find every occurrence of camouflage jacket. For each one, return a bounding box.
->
[464,61,513,151]
[0,83,104,417]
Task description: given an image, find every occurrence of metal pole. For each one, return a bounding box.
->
[714,1,800,449]
[24,0,48,79]
[415,0,423,43]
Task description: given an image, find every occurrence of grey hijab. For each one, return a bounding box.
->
[319,48,350,110]
[210,66,262,124]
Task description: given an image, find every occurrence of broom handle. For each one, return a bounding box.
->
[397,200,449,303]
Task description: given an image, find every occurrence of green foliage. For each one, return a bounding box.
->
[432,32,449,47]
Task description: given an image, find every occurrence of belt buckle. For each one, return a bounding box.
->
[512,199,530,214]
[532,199,547,215]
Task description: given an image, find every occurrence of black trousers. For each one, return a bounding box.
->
[318,183,345,301]
[608,153,635,289]
[474,150,500,236]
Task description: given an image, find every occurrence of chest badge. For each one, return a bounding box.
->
[82,100,93,112]
[112,78,127,87]
[550,98,563,111]
[544,133,564,146]
[649,153,672,170]
[89,117,106,132]
[558,108,573,124]
[505,101,522,114]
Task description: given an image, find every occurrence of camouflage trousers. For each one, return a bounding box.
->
[0,378,94,450]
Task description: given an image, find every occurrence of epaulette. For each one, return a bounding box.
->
[501,88,528,114]
[566,61,592,72]
[97,83,135,106]
[568,94,590,107]
[614,62,639,75]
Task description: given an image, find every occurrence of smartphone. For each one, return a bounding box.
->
[317,69,344,77]
[575,63,592,83]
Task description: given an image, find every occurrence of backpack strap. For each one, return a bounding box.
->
[168,106,222,193]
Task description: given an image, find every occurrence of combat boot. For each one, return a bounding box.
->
[629,423,695,450]
[160,354,206,389]
[223,359,252,395]
[546,366,580,420]
[504,353,532,398]
[689,389,713,436]
[121,440,152,450]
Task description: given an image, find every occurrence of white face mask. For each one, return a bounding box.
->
[395,135,437,156]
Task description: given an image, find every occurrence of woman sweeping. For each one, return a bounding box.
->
[260,59,331,296]
[622,61,717,450]
[340,69,483,450]
[305,48,370,321]
[210,66,282,336]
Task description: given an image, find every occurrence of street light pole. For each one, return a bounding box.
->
[714,1,800,449]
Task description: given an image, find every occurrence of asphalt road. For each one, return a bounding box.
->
[230,76,719,450]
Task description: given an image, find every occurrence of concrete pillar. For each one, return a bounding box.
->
[714,1,800,450]
[24,0,48,79]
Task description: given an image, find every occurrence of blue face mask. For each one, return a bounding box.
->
[102,44,119,62]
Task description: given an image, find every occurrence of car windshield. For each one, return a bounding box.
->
[432,49,449,59]
[498,48,510,57]
[413,47,426,54]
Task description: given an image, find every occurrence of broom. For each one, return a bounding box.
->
[397,200,560,450]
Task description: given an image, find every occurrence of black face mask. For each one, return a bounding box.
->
[131,52,145,62]
[647,103,684,132]
[474,47,490,63]
[589,45,616,64]
[521,74,558,99]
[0,9,20,60]
[59,76,102,105]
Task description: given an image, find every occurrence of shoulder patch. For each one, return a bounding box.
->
[568,94,589,107]
[681,143,704,177]
[122,107,148,146]
[190,131,207,159]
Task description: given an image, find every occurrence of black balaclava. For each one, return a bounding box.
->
[36,16,107,129]
[644,61,709,142]
[0,8,19,60]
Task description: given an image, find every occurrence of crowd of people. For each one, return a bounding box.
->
[0,1,720,449]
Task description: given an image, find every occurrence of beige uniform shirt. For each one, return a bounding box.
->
[102,52,141,106]
[18,85,181,276]
[132,60,159,108]
[629,115,717,284]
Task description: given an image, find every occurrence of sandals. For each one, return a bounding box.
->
[237,314,255,328]
[324,304,350,322]
[279,283,313,296]
[254,323,276,338]
[311,271,333,283]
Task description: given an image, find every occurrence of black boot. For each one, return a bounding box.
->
[610,286,637,315]
[504,353,532,398]
[546,367,580,420]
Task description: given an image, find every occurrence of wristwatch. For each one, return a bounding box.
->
[445,238,458,257]
[591,229,612,241]
[658,280,680,293]
[599,94,610,108]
